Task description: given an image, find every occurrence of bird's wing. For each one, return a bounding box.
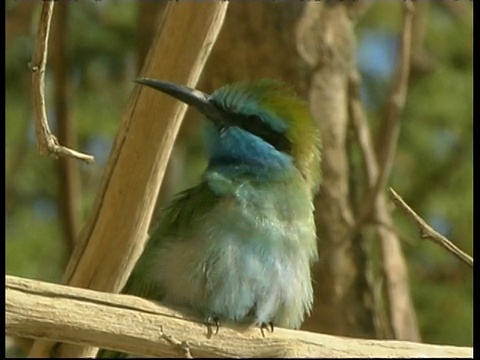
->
[97,177,237,358]
[122,179,225,298]
[97,182,223,358]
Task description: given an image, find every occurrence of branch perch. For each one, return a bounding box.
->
[389,188,473,268]
[6,276,473,358]
[30,0,94,163]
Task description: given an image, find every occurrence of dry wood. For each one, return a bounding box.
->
[30,1,94,163]
[389,188,473,268]
[28,2,228,357]
[7,275,472,358]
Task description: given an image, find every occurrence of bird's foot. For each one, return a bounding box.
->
[258,321,274,338]
[205,315,220,336]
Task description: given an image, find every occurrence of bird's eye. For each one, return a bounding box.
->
[241,114,291,153]
[246,115,263,126]
[243,115,269,139]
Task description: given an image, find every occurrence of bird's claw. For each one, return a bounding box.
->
[259,322,274,338]
[206,316,220,335]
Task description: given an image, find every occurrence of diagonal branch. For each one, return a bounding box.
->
[348,70,379,191]
[30,0,94,163]
[389,188,473,268]
[355,1,415,227]
[375,0,415,186]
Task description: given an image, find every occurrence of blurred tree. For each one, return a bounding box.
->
[51,1,82,254]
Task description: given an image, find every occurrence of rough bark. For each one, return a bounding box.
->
[7,276,472,358]
[198,2,306,93]
[296,2,421,341]
[296,2,376,338]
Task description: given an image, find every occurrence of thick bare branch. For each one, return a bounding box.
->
[389,188,473,268]
[6,276,472,358]
[30,1,94,163]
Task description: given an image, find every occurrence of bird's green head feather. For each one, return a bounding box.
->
[211,80,321,193]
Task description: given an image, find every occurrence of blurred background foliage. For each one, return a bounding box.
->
[6,0,472,353]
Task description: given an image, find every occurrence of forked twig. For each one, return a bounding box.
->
[30,1,94,163]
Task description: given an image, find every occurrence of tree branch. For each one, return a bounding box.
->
[348,70,379,191]
[348,69,420,341]
[349,1,420,341]
[6,275,472,358]
[30,0,94,163]
[357,1,415,227]
[389,188,473,268]
[348,2,420,341]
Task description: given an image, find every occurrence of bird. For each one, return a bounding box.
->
[97,78,321,358]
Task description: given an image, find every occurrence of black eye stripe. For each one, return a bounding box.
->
[237,114,292,152]
[209,99,292,153]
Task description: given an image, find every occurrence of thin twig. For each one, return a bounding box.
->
[389,188,473,268]
[30,1,94,163]
[356,1,415,227]
[348,71,378,183]
[348,70,379,221]
[348,71,415,251]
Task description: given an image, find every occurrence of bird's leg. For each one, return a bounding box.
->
[258,322,274,338]
[205,315,220,335]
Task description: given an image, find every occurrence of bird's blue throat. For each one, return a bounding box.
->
[205,125,295,183]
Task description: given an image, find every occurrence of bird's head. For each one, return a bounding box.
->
[136,78,321,193]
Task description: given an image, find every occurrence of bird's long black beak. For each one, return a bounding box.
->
[135,78,227,126]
